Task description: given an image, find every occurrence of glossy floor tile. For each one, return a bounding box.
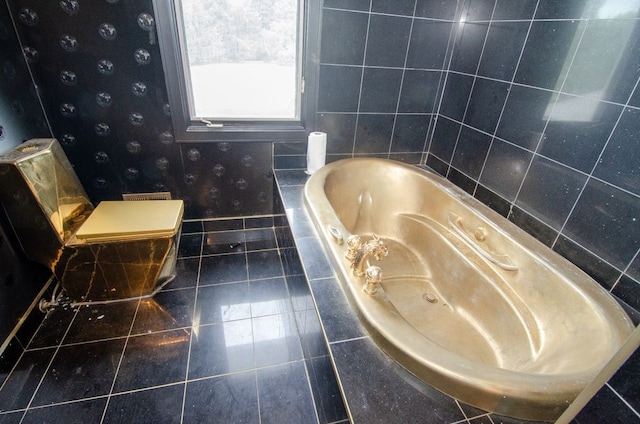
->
[0,219,347,423]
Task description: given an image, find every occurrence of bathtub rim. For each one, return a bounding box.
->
[303,157,634,421]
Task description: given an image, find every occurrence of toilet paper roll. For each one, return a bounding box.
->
[306,131,327,175]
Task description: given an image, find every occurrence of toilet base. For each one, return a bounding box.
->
[56,235,180,303]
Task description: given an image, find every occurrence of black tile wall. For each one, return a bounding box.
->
[477,21,530,81]
[315,1,459,164]
[425,1,640,420]
[514,20,583,90]
[428,0,640,309]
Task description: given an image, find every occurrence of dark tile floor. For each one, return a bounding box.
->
[0,218,347,423]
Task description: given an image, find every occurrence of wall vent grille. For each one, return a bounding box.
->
[122,192,172,201]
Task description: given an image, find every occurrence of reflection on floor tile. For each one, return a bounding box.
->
[24,398,108,423]
[169,258,200,290]
[202,230,245,255]
[331,337,465,423]
[257,362,317,424]
[247,250,284,280]
[253,313,303,368]
[245,228,278,251]
[63,302,138,344]
[27,308,76,349]
[0,348,55,412]
[195,282,251,324]
[183,371,259,424]
[0,220,347,423]
[103,384,185,423]
[113,329,190,393]
[178,233,203,258]
[250,277,292,317]
[32,339,125,406]
[307,356,348,424]
[188,320,254,379]
[199,253,248,285]
[131,288,195,334]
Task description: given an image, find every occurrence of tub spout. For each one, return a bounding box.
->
[347,234,388,277]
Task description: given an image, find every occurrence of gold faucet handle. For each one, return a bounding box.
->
[363,265,382,295]
[345,234,361,261]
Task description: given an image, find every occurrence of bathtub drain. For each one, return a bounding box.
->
[423,293,438,304]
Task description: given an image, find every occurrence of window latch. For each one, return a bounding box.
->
[200,119,223,128]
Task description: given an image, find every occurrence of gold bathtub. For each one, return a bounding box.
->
[303,158,633,421]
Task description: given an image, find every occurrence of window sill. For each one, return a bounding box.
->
[176,123,307,143]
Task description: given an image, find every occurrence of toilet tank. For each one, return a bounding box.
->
[0,139,93,267]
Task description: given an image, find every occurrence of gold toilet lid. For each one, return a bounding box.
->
[76,200,184,242]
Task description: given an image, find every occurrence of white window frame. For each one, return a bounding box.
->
[153,0,320,142]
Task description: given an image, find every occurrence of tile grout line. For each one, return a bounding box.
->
[274,224,323,423]
[17,305,81,424]
[98,296,144,423]
[386,0,420,158]
[445,0,498,181]
[471,0,525,197]
[179,224,205,424]
[552,74,640,252]
[242,217,262,423]
[349,0,373,157]
[508,17,591,225]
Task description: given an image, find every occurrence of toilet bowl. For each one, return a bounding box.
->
[0,138,184,303]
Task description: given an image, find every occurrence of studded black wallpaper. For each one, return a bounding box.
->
[0,1,51,154]
[0,1,54,350]
[5,0,273,219]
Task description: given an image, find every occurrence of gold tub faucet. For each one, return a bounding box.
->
[345,234,388,277]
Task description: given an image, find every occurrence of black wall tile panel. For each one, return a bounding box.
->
[450,22,489,74]
[463,77,509,134]
[451,126,491,180]
[398,70,441,114]
[415,0,459,20]
[538,96,623,173]
[439,73,474,122]
[514,20,584,90]
[316,113,357,155]
[364,15,412,67]
[359,68,403,113]
[317,65,362,113]
[477,21,529,81]
[429,116,460,162]
[564,178,639,273]
[492,0,537,21]
[515,156,587,230]
[593,107,640,196]
[495,84,553,150]
[319,9,368,66]
[391,115,430,153]
[406,20,454,70]
[479,139,533,201]
[323,0,370,12]
[316,1,456,161]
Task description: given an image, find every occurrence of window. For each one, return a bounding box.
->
[154,0,319,142]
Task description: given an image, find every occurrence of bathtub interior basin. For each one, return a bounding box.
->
[303,158,634,421]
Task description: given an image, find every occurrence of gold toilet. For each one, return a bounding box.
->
[0,138,184,303]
